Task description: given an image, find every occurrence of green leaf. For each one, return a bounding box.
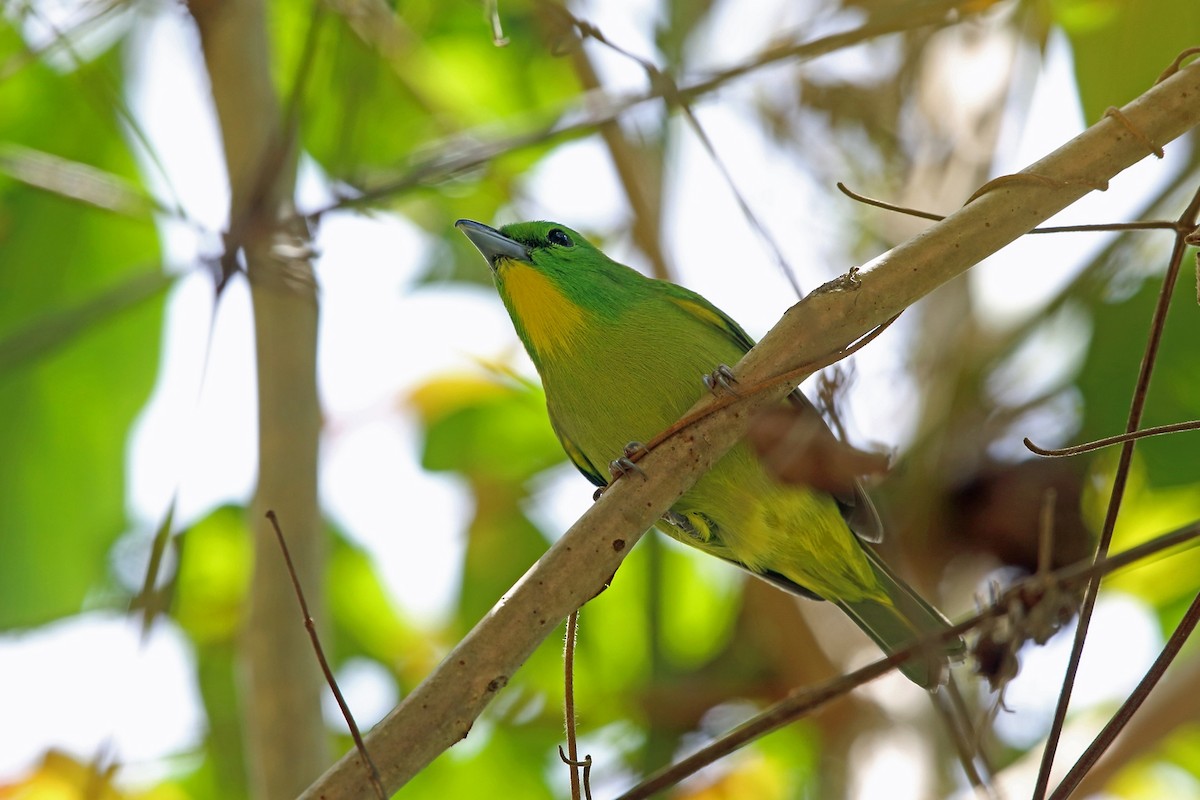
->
[327,530,441,686]
[1055,0,1200,122]
[413,374,564,481]
[1076,272,1200,489]
[274,3,578,178]
[173,506,253,645]
[0,47,164,629]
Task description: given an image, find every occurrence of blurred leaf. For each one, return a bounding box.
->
[173,506,253,645]
[659,539,739,668]
[456,482,551,629]
[0,47,163,629]
[327,529,442,685]
[1108,757,1200,800]
[1076,272,1200,489]
[193,643,250,800]
[401,721,555,800]
[275,1,577,178]
[0,268,171,373]
[410,373,564,628]
[411,372,564,480]
[1082,455,1200,608]
[1054,0,1200,122]
[0,750,188,799]
[673,752,789,800]
[1164,724,1200,784]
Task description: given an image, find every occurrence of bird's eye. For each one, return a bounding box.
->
[547,228,574,247]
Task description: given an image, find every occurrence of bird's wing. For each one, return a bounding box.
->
[663,289,758,355]
[548,407,608,488]
[663,282,884,544]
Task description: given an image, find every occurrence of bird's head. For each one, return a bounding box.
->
[456,219,640,362]
[455,219,600,273]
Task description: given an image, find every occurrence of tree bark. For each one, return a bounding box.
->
[191,0,327,796]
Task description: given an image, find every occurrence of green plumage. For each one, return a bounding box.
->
[457,219,961,687]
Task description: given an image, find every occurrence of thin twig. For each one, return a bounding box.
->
[18,2,188,218]
[932,679,996,800]
[615,520,1200,799]
[1024,419,1200,457]
[557,18,672,281]
[678,101,804,295]
[1038,489,1058,578]
[265,511,387,800]
[1033,183,1200,800]
[312,0,982,218]
[527,7,804,294]
[613,633,953,800]
[1049,588,1200,799]
[130,495,177,637]
[563,610,582,800]
[486,0,509,46]
[836,181,1181,234]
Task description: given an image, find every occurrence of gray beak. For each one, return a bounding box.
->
[455,219,529,268]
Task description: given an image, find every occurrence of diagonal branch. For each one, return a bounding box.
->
[299,56,1200,800]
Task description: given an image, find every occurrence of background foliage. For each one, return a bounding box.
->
[1,0,1198,798]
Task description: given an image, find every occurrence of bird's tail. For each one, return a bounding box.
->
[837,548,964,689]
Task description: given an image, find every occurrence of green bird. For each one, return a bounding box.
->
[457,218,961,687]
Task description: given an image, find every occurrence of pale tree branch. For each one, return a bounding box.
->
[299,57,1200,800]
[190,0,327,797]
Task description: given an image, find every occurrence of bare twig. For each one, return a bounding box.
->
[557,749,593,800]
[616,521,1200,800]
[546,8,673,281]
[1024,419,1200,457]
[1049,589,1200,799]
[837,180,1181,234]
[265,511,386,800]
[312,0,982,218]
[614,627,980,800]
[932,679,996,800]
[1033,180,1200,800]
[563,610,582,800]
[486,0,509,47]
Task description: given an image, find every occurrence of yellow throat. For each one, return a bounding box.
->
[499,261,586,357]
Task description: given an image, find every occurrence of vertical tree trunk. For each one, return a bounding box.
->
[191,0,328,796]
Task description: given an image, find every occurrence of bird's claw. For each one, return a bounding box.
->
[598,443,651,494]
[703,364,739,396]
[609,456,646,481]
[623,441,649,459]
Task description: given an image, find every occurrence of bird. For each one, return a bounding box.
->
[456,218,962,687]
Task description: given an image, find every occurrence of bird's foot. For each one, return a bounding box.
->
[622,441,650,459]
[608,442,650,482]
[609,456,646,481]
[662,509,716,543]
[702,364,739,396]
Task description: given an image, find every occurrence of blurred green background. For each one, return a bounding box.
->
[1,0,1199,798]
